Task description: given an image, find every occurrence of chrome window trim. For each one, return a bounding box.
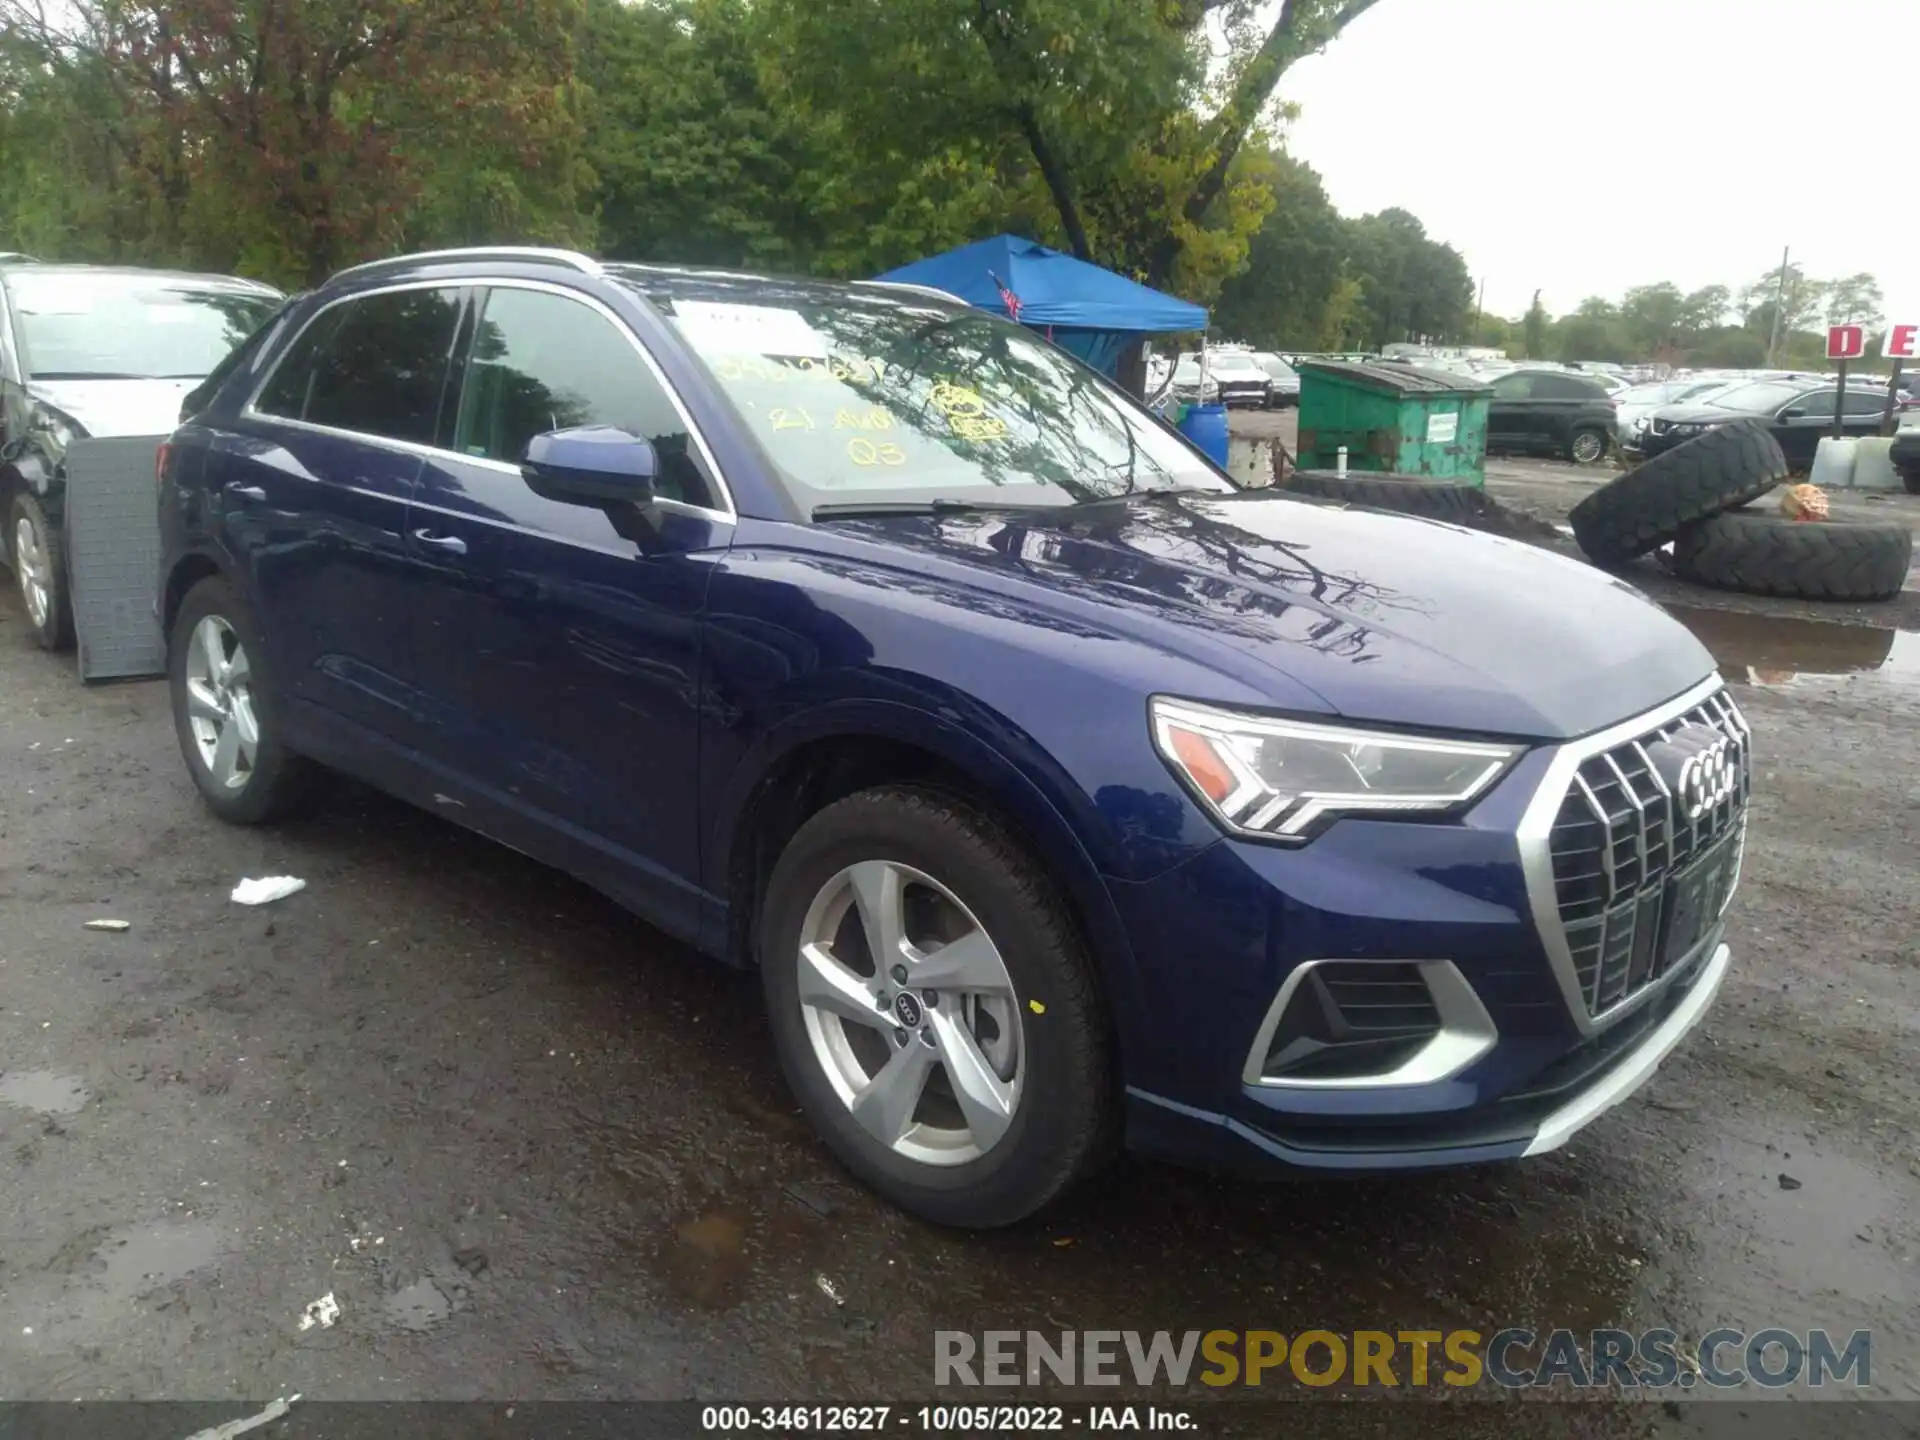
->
[1240,958,1497,1090]
[331,247,603,282]
[241,276,736,526]
[1515,674,1738,1038]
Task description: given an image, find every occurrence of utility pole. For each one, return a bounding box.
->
[1765,245,1789,367]
[1472,277,1485,335]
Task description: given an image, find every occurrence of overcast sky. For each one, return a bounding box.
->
[1273,0,1916,327]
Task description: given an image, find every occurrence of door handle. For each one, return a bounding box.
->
[412,529,468,555]
[227,485,267,503]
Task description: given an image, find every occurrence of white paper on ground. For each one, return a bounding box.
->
[231,876,307,906]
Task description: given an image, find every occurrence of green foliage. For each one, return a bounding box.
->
[0,0,1386,326]
[1210,164,1472,350]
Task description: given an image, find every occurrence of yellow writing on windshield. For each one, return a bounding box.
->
[834,407,894,431]
[929,380,1008,442]
[847,438,906,467]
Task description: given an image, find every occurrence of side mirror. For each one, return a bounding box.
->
[522,425,657,506]
[1778,407,1805,420]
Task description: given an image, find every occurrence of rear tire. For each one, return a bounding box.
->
[1672,513,1913,602]
[1568,428,1608,465]
[9,492,74,651]
[168,575,321,823]
[760,787,1114,1227]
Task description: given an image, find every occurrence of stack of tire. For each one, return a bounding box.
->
[1568,419,1912,602]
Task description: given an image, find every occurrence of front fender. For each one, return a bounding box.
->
[706,692,1156,1081]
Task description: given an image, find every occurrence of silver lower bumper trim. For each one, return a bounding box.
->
[1522,942,1730,1156]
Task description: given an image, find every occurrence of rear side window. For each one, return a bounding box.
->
[255,286,464,446]
[1532,374,1606,400]
[1843,388,1887,416]
[449,285,714,507]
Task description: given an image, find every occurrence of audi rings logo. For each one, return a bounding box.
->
[1649,725,1738,821]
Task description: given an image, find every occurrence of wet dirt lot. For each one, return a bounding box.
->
[1,575,1917,1432]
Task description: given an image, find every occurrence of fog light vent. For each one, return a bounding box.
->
[1260,961,1443,1082]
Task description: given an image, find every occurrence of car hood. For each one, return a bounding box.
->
[27,378,199,438]
[836,492,1713,741]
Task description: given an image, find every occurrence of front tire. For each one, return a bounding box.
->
[9,493,73,651]
[168,575,319,824]
[760,787,1114,1227]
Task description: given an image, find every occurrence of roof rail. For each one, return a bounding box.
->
[854,279,964,305]
[331,247,603,283]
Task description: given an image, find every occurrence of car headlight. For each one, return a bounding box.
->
[1150,698,1521,842]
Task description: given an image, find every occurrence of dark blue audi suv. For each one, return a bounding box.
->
[157,248,1751,1226]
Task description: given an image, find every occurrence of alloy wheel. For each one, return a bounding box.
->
[13,514,50,629]
[182,615,260,792]
[795,859,1023,1166]
[1571,432,1605,465]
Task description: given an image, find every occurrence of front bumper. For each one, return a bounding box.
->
[1106,679,1747,1178]
[1124,935,1727,1175]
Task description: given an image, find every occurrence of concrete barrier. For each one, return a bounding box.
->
[1225,435,1275,488]
[1848,437,1903,493]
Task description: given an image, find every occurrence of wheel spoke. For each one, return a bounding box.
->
[846,860,907,969]
[797,941,888,1030]
[210,717,241,786]
[230,694,260,768]
[911,926,1012,995]
[185,678,227,723]
[848,1041,934,1147]
[928,1008,1016,1151]
[225,644,251,688]
[197,619,229,686]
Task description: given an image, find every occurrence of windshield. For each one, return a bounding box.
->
[654,289,1229,509]
[1705,381,1809,413]
[9,272,279,381]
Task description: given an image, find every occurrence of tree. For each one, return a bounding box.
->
[1208,150,1347,347]
[1620,282,1683,356]
[1555,296,1625,363]
[1825,272,1885,331]
[1676,284,1731,338]
[1740,260,1826,341]
[2,0,588,285]
[766,0,1384,300]
[1522,291,1548,359]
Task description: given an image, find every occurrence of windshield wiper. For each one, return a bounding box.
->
[812,498,1019,520]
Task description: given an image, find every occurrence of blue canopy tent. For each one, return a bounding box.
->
[874,234,1206,377]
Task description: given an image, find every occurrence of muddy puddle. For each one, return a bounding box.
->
[0,1070,91,1115]
[1664,603,1920,688]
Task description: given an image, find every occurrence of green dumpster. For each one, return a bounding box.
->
[1295,361,1490,484]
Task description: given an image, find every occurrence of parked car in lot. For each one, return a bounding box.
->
[1250,351,1300,407]
[1,261,283,648]
[1640,378,1893,469]
[1486,368,1618,463]
[1167,352,1219,406]
[157,247,1750,1226]
[1615,378,1741,455]
[1202,349,1273,408]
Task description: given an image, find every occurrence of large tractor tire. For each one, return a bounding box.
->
[1569,420,1788,568]
[1671,512,1912,603]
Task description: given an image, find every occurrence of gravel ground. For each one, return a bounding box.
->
[0,560,1916,1433]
